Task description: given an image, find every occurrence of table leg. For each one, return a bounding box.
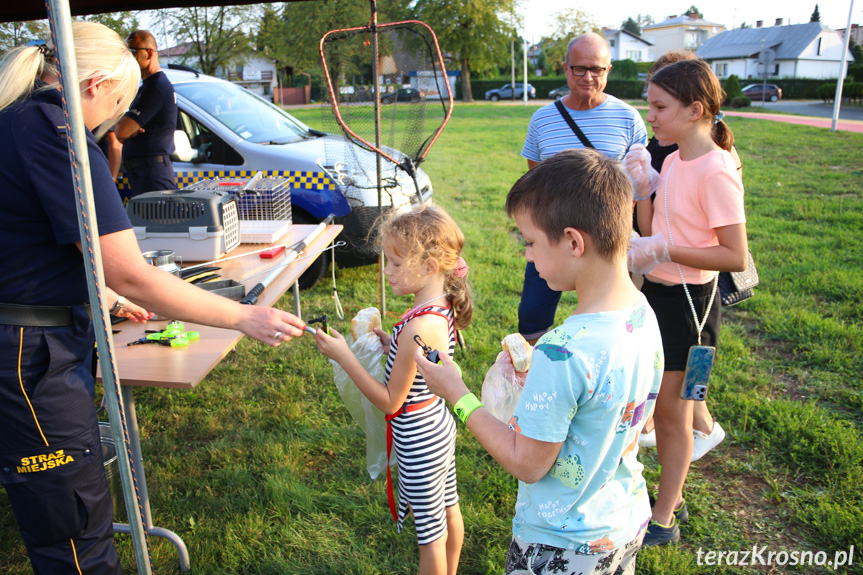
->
[117,386,191,572]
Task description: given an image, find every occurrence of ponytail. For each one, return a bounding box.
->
[445,273,473,331]
[711,118,735,152]
[0,45,55,111]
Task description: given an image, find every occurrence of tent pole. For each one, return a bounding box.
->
[45,1,152,573]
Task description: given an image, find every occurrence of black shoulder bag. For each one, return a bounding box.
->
[554,100,594,149]
[718,251,759,306]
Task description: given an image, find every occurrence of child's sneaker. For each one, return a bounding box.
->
[691,422,726,461]
[674,499,689,524]
[648,496,689,524]
[638,428,656,448]
[642,516,680,547]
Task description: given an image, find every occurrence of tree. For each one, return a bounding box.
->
[414,0,518,102]
[540,7,598,76]
[0,20,48,52]
[724,74,742,102]
[80,12,139,40]
[621,17,640,36]
[685,6,703,19]
[636,14,655,29]
[151,6,259,76]
[810,4,821,22]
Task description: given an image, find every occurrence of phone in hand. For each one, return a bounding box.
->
[681,345,715,401]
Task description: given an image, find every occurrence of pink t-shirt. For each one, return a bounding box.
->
[649,149,746,285]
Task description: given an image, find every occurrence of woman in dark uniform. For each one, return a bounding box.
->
[0,22,307,574]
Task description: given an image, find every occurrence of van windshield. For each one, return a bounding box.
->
[174,80,309,144]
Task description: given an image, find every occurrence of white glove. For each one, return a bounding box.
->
[623,144,661,201]
[628,233,670,274]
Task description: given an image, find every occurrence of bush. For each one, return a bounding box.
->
[730,96,751,108]
[844,82,863,102]
[818,83,836,102]
[610,59,638,79]
[724,75,742,102]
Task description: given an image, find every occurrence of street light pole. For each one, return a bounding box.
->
[832,0,856,132]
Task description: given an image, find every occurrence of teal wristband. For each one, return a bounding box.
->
[453,392,483,424]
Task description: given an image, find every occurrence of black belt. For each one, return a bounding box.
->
[124,154,170,170]
[0,302,76,327]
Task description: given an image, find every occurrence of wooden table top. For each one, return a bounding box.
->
[99,224,342,390]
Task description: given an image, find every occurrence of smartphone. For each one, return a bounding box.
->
[680,345,715,401]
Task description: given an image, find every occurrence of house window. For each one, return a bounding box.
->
[714,63,727,77]
[626,50,641,61]
[610,39,615,47]
[816,38,822,56]
[774,64,780,76]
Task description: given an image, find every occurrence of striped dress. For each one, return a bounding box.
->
[385,302,458,545]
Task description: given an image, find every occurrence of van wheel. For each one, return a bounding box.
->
[490,94,499,101]
[770,94,779,102]
[293,212,330,290]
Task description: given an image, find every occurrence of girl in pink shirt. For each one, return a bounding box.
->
[629,59,749,547]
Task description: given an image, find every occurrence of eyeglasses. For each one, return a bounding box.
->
[568,65,607,78]
[129,47,149,54]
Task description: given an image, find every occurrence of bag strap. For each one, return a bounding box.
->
[554,100,594,149]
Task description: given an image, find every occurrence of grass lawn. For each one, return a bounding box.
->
[1,103,861,574]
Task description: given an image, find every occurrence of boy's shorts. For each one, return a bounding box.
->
[505,535,643,575]
[641,277,721,372]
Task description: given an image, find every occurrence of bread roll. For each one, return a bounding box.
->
[350,307,381,339]
[502,333,532,372]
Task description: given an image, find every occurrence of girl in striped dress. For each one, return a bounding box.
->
[315,205,473,575]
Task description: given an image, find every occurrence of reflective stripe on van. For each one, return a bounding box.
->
[116,170,336,192]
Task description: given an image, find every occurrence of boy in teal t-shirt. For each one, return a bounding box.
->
[416,148,663,574]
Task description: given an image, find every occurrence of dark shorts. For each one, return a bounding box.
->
[641,277,721,371]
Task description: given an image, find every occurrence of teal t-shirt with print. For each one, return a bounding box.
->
[509,294,663,553]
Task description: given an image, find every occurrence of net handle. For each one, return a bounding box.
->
[318,19,454,165]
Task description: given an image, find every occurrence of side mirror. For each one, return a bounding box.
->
[171,130,195,162]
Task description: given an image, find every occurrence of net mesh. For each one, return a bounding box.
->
[318,21,451,263]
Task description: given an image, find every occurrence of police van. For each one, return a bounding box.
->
[117,66,434,288]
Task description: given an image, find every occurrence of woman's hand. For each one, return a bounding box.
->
[114,298,150,323]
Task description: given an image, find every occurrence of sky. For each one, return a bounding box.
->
[518,0,860,43]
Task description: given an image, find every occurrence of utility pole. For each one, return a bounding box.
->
[832,0,855,132]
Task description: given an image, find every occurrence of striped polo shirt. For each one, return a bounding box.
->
[521,95,648,162]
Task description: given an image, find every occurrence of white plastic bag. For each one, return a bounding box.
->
[481,351,527,423]
[330,332,394,480]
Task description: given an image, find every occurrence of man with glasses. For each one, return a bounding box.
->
[115,30,177,198]
[518,32,647,343]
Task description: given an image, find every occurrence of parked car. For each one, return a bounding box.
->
[485,83,536,101]
[548,86,569,100]
[381,87,423,104]
[118,66,433,288]
[741,83,782,102]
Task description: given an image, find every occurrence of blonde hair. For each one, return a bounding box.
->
[0,21,140,139]
[380,205,474,330]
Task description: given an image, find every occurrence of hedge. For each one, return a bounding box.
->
[457,77,645,101]
[818,82,863,102]
[454,76,843,102]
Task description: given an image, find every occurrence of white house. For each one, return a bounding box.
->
[603,29,653,62]
[159,42,278,100]
[696,22,854,80]
[642,14,727,56]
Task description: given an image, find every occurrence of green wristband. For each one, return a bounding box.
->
[453,392,483,424]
